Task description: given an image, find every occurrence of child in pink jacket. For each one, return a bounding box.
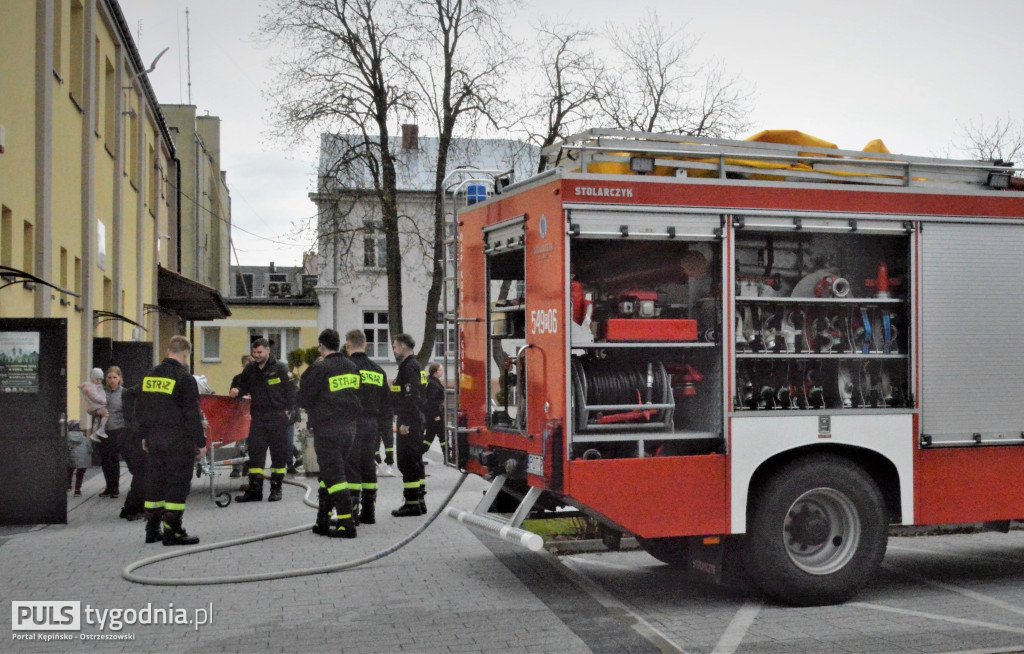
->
[79,368,108,443]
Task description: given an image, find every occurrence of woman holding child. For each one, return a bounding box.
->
[96,367,127,498]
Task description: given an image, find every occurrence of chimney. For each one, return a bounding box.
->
[269,261,275,273]
[401,124,419,150]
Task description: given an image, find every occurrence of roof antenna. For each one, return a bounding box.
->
[185,6,192,104]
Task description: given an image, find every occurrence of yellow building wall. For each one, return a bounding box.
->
[193,304,319,395]
[0,2,37,319]
[0,1,173,422]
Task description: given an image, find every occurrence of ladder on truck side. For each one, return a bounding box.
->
[438,167,509,468]
[438,168,549,551]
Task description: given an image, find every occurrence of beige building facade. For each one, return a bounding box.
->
[0,0,177,419]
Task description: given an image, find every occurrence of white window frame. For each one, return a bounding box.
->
[248,327,301,362]
[432,323,456,360]
[201,327,221,362]
[362,310,390,360]
[363,230,387,269]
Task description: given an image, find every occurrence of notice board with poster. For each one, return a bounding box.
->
[0,331,40,393]
[0,318,66,525]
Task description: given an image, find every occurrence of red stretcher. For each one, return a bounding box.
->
[197,395,251,507]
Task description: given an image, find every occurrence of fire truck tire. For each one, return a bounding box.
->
[745,454,888,606]
[636,536,690,566]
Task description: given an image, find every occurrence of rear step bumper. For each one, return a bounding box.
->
[445,474,544,552]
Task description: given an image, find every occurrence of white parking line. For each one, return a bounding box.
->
[559,555,689,654]
[936,647,1024,654]
[711,601,762,654]
[883,563,1024,618]
[851,603,1024,635]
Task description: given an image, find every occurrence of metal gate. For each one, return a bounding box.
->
[0,318,68,524]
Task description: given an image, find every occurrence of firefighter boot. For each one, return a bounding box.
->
[349,489,361,526]
[144,509,163,544]
[235,474,263,502]
[330,491,357,539]
[359,489,376,525]
[391,485,422,518]
[267,473,284,502]
[161,513,200,546]
[419,484,428,515]
[312,487,333,536]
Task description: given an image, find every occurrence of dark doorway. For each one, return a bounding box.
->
[94,338,153,388]
[0,318,67,525]
[111,340,154,387]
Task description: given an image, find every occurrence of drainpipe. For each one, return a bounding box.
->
[175,157,182,272]
[194,133,201,280]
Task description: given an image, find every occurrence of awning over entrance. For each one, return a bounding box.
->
[157,266,231,320]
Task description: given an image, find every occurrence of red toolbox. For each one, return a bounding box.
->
[604,318,698,342]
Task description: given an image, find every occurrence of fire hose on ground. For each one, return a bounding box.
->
[122,473,469,586]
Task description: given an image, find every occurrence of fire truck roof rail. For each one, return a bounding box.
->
[540,128,1024,190]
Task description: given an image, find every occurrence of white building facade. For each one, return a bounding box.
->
[310,125,536,377]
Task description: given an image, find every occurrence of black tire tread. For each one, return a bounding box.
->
[745,453,888,606]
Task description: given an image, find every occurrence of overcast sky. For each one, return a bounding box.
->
[119,0,1024,266]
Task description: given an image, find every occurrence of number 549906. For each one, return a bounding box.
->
[530,309,558,335]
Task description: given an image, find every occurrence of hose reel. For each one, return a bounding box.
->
[571,356,675,432]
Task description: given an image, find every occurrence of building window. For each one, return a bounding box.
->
[93,37,101,133]
[103,57,116,154]
[363,310,390,359]
[234,272,254,297]
[59,247,68,290]
[1,206,12,267]
[147,145,157,215]
[202,327,221,361]
[126,89,139,185]
[363,231,387,268]
[73,256,82,296]
[69,0,84,104]
[53,0,63,78]
[22,221,34,274]
[248,328,301,362]
[433,323,456,360]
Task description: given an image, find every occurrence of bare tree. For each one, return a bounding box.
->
[260,0,411,334]
[595,10,754,137]
[399,0,517,364]
[954,115,1024,166]
[527,21,604,172]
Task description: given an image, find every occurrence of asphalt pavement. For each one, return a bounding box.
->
[2,447,594,654]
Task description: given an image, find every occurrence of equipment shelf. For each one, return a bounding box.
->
[571,342,717,349]
[736,353,905,359]
[735,297,903,305]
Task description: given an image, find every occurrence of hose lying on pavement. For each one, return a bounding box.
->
[122,473,468,586]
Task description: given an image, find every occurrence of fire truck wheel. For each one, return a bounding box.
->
[745,454,888,606]
[636,536,689,566]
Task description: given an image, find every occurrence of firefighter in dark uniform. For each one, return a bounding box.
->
[298,329,362,538]
[423,363,446,457]
[390,333,428,517]
[344,329,390,525]
[230,338,296,503]
[139,335,206,546]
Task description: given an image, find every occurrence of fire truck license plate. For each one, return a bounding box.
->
[527,454,544,476]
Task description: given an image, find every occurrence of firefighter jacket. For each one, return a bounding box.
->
[297,352,362,431]
[136,358,205,452]
[348,351,390,419]
[424,375,445,422]
[233,356,296,421]
[391,354,426,425]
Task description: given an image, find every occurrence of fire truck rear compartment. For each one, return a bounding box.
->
[450,129,1024,606]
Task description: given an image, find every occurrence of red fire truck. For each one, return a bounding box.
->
[442,129,1024,606]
